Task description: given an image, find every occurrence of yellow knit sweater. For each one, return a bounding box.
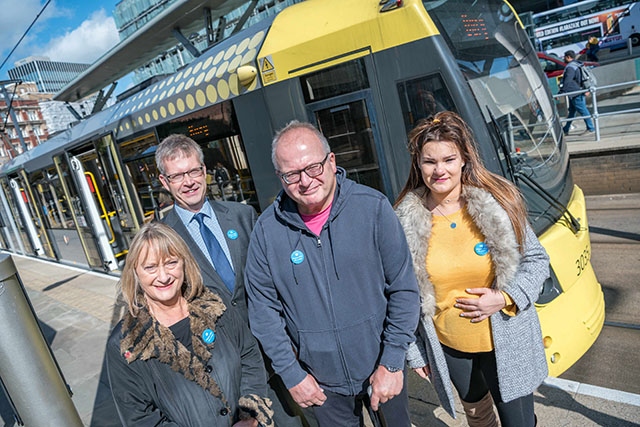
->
[427,208,495,352]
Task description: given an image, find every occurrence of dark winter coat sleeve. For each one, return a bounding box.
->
[106,323,179,426]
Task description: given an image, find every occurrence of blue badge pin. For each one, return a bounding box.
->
[202,329,216,344]
[290,250,305,265]
[226,229,238,240]
[474,242,489,256]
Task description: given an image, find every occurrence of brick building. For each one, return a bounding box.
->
[0,82,50,162]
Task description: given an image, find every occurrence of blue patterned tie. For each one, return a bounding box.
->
[193,213,235,292]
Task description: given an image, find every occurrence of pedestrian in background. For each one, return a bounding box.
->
[560,50,595,135]
[394,112,550,427]
[244,121,420,426]
[585,36,600,62]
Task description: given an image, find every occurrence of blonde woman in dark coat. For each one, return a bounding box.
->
[106,222,273,426]
[394,112,549,427]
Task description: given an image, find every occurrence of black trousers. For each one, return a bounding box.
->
[443,345,535,427]
[306,374,411,427]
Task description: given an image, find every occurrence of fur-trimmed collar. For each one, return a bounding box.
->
[395,186,521,318]
[120,289,228,403]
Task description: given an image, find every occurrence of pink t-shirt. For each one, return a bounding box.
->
[300,202,332,236]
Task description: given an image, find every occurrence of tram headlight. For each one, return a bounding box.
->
[536,267,563,305]
[237,66,258,87]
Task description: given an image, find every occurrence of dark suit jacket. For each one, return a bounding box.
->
[163,200,257,322]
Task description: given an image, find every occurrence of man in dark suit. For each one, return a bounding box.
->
[156,134,307,427]
[156,134,256,318]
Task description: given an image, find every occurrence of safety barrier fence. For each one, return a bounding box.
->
[553,79,640,142]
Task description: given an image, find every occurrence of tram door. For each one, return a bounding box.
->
[63,134,141,271]
[12,170,57,259]
[302,59,390,195]
[29,166,93,268]
[0,179,28,255]
[308,94,389,194]
[1,175,51,258]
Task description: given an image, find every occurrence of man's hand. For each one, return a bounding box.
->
[369,365,404,411]
[289,374,326,408]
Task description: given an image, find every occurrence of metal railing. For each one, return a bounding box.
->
[553,79,640,141]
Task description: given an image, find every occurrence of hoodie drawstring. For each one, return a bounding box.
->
[326,221,340,281]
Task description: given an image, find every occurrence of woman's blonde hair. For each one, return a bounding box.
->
[120,221,204,316]
[395,111,528,250]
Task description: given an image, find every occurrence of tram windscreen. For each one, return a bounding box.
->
[424,0,570,231]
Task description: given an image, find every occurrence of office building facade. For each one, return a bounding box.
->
[8,56,90,94]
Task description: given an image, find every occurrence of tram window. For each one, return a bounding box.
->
[301,59,369,104]
[156,102,258,209]
[397,74,456,133]
[120,133,163,218]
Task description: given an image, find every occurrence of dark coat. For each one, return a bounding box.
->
[245,169,420,395]
[106,289,273,426]
[560,60,584,98]
[162,200,257,321]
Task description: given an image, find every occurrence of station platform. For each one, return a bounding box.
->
[1,252,638,427]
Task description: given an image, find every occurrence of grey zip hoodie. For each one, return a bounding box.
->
[245,168,420,395]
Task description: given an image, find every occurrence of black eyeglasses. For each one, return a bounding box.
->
[163,166,205,183]
[278,153,330,185]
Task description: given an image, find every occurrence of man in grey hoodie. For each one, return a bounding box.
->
[245,121,420,426]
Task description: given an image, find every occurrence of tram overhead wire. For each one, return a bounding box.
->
[0,0,53,72]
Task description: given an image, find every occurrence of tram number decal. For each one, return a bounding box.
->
[575,245,590,276]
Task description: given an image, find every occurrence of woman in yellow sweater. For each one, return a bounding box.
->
[394,111,550,427]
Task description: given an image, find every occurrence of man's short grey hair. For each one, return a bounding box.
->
[271,120,331,170]
[155,134,204,175]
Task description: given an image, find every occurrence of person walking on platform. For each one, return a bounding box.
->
[560,50,595,136]
[106,221,273,426]
[244,121,421,426]
[394,112,550,427]
[585,36,600,62]
[155,134,307,427]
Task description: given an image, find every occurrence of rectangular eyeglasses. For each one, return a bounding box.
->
[278,153,330,184]
[164,166,205,183]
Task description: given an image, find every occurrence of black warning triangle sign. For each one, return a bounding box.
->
[261,57,274,73]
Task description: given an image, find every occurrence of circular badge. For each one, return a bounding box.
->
[474,242,489,256]
[290,250,305,265]
[226,229,238,240]
[202,328,216,344]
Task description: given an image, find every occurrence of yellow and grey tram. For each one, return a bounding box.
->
[0,0,604,377]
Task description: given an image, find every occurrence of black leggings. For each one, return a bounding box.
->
[443,345,536,427]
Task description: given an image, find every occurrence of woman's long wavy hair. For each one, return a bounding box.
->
[120,221,204,316]
[395,111,528,250]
